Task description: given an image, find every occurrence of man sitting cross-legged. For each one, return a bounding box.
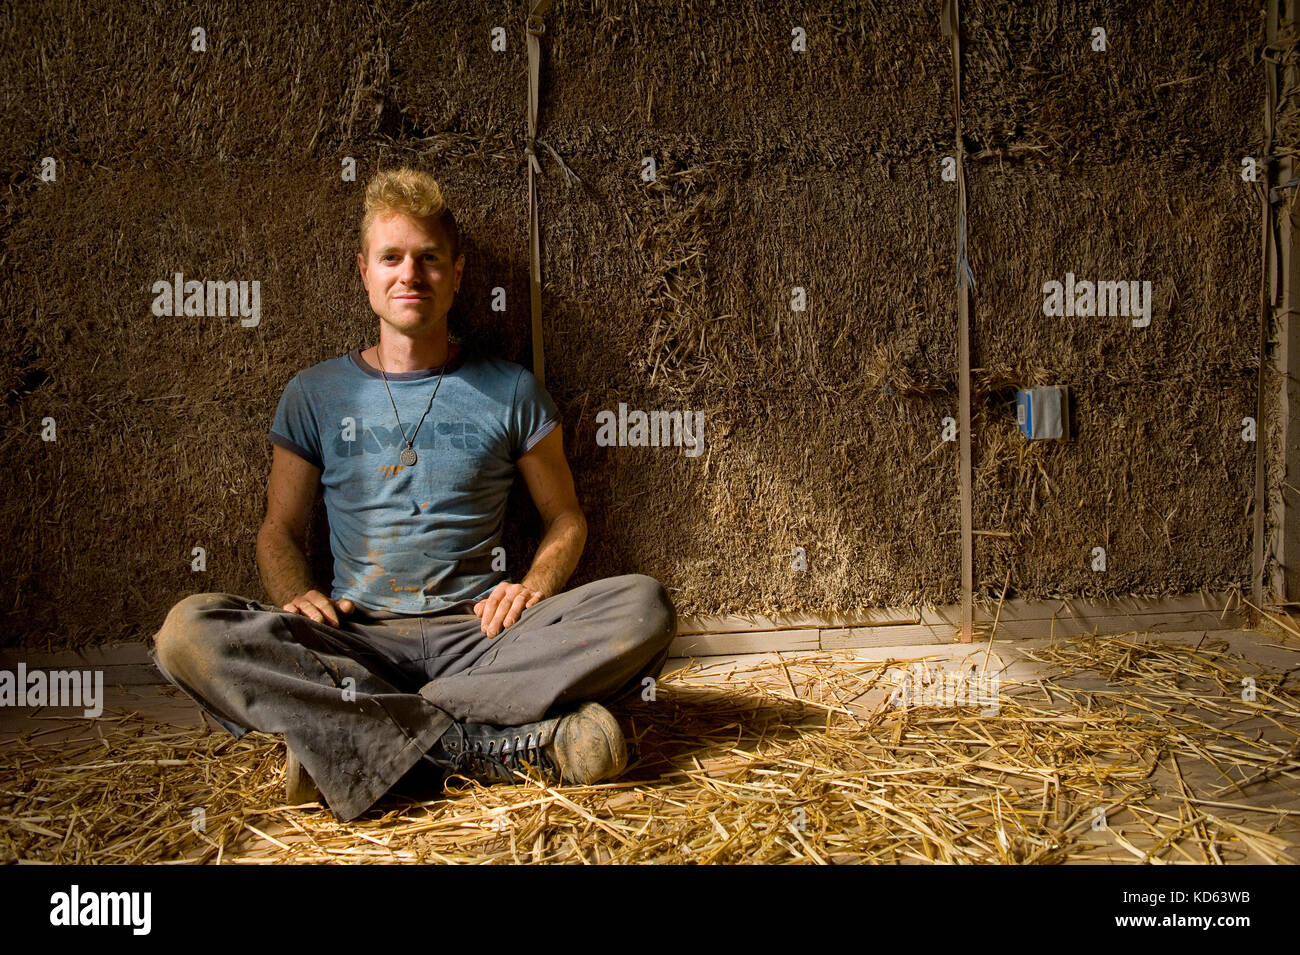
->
[151,167,676,821]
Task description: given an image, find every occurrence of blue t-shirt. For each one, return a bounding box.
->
[267,344,559,614]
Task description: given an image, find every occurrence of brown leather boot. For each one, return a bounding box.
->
[285,747,323,805]
[424,702,627,787]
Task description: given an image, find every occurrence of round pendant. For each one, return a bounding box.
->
[400,447,418,466]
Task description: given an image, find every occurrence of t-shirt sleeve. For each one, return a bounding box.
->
[511,367,560,459]
[268,374,323,469]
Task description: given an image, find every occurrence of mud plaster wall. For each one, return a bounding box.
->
[0,0,1274,648]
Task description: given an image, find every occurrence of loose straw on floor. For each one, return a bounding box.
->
[2,634,1297,864]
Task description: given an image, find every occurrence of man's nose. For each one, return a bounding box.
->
[398,256,420,282]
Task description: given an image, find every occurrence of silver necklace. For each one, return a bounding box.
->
[374,344,450,466]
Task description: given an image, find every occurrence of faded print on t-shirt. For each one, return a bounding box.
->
[268,345,558,614]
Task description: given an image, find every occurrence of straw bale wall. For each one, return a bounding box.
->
[0,0,1275,647]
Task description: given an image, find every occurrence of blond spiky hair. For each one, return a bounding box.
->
[360,167,461,260]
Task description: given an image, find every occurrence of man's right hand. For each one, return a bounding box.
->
[282,590,355,627]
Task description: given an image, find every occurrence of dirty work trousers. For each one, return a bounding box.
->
[150,574,677,821]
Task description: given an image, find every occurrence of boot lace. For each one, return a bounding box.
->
[437,724,557,784]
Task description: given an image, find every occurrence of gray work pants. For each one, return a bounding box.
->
[150,574,677,820]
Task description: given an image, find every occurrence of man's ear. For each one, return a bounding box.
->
[357,251,367,287]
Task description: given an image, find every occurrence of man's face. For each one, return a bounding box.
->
[357,212,465,336]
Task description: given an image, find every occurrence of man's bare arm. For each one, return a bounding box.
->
[256,525,316,608]
[517,426,586,598]
[520,510,587,599]
[256,445,353,625]
[474,427,586,636]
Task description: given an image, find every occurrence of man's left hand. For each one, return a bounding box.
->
[474,582,546,637]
